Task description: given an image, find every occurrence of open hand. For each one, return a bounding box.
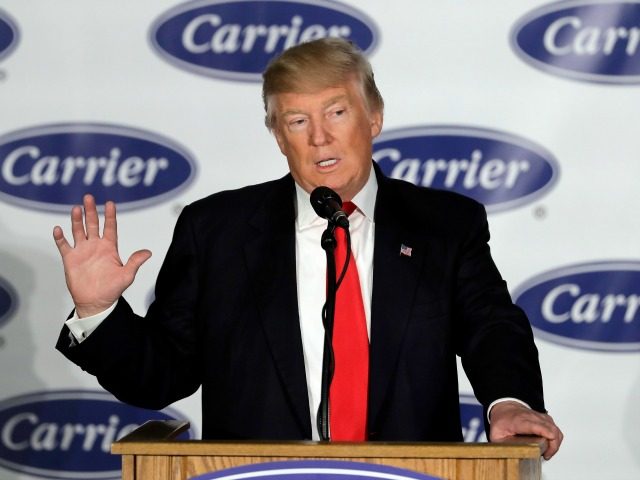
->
[53,194,152,318]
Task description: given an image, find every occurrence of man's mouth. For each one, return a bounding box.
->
[316,158,338,168]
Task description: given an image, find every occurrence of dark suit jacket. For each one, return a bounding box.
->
[57,164,545,441]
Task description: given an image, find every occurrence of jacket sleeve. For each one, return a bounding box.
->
[55,205,203,410]
[453,202,545,419]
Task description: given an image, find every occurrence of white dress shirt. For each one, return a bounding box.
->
[294,167,377,440]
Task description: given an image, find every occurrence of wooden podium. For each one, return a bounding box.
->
[112,421,546,480]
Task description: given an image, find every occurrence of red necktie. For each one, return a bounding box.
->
[329,201,369,441]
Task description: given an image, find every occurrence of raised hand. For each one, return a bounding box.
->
[53,194,152,318]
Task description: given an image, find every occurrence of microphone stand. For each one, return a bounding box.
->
[317,224,337,441]
[317,221,352,441]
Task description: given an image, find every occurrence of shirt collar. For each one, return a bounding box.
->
[295,165,378,229]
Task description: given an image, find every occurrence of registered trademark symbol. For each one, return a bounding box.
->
[533,205,547,220]
[172,203,184,216]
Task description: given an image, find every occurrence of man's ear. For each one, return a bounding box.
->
[370,110,383,138]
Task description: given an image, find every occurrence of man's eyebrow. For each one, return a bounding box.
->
[281,94,350,118]
[322,94,349,109]
[282,108,306,118]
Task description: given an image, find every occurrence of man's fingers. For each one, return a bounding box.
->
[513,414,563,460]
[70,204,86,246]
[124,250,152,277]
[540,417,563,460]
[83,194,100,239]
[102,201,118,243]
[543,434,562,460]
[541,428,562,459]
[52,226,71,256]
[490,407,563,461]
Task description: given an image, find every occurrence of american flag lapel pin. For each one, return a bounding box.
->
[400,244,412,257]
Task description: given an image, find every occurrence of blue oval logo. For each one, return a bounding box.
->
[191,460,442,480]
[0,390,191,479]
[510,1,640,84]
[0,276,18,328]
[0,8,19,62]
[373,126,559,213]
[149,0,379,82]
[513,261,640,352]
[0,123,197,213]
[459,394,486,442]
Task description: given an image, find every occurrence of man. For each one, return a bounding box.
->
[54,38,562,458]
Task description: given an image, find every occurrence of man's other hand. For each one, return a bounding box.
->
[489,400,564,460]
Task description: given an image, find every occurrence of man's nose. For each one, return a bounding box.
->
[309,121,332,146]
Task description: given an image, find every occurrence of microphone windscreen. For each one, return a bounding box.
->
[310,186,343,220]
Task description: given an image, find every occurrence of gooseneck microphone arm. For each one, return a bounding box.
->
[311,186,352,441]
[318,225,336,441]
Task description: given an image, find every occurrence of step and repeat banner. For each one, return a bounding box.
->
[0,1,638,479]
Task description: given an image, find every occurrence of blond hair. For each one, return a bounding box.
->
[262,38,384,131]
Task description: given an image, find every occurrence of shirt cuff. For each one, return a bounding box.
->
[65,301,118,343]
[486,397,531,424]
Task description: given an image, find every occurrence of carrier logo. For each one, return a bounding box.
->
[0,123,197,213]
[0,9,19,62]
[0,390,190,479]
[191,460,441,480]
[150,0,379,82]
[373,126,559,213]
[511,1,640,84]
[459,394,486,442]
[0,276,18,328]
[513,261,640,352]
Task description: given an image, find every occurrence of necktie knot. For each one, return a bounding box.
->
[342,201,357,216]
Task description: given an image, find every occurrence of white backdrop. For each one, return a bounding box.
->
[0,1,638,479]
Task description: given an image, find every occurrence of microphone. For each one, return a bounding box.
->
[310,186,349,228]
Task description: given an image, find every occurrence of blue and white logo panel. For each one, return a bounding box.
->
[0,8,19,62]
[0,276,18,328]
[150,0,379,82]
[0,123,197,213]
[459,394,486,442]
[513,261,640,352]
[373,126,559,213]
[191,460,442,480]
[511,1,640,84]
[0,390,191,479]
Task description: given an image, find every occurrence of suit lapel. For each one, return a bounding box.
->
[243,176,312,438]
[369,172,426,431]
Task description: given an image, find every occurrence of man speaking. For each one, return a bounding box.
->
[53,38,562,459]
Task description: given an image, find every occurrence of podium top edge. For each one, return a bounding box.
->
[111,438,546,459]
[111,421,546,459]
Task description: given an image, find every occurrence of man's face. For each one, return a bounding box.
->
[271,79,383,201]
